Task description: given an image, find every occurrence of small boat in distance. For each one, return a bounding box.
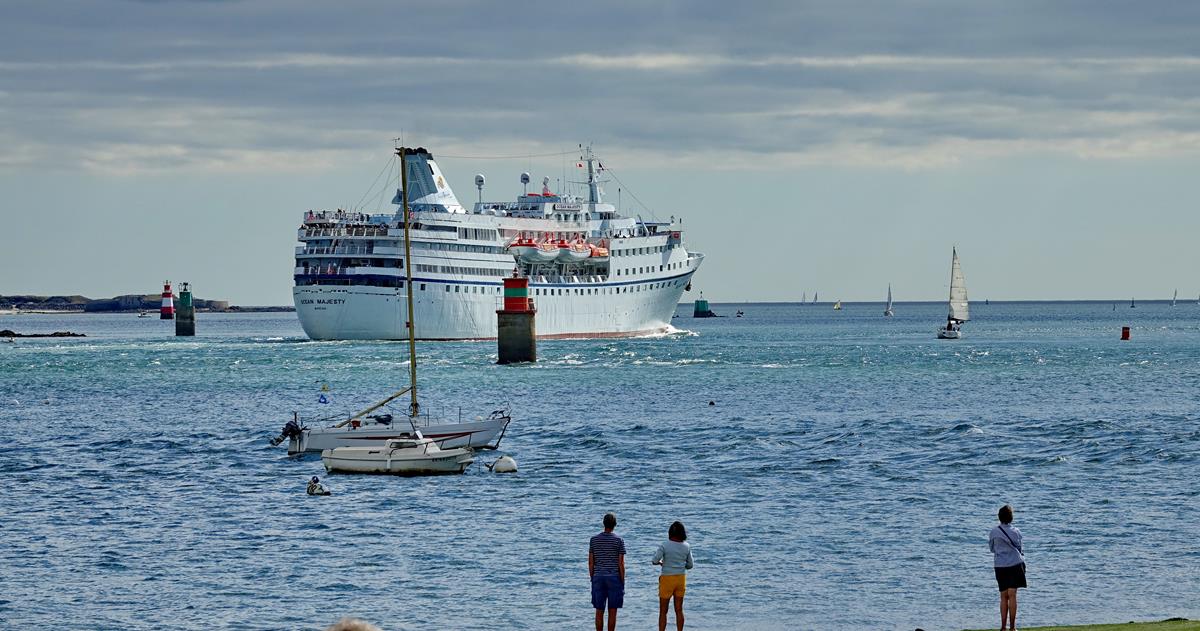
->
[813,292,818,304]
[833,300,842,310]
[137,310,151,318]
[322,432,475,475]
[801,291,806,305]
[884,284,894,317]
[937,247,969,339]
[1171,289,1177,307]
[1130,297,1136,309]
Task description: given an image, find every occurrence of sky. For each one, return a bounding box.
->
[2,0,1199,305]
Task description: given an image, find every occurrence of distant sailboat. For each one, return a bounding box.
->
[884,284,894,317]
[833,300,842,310]
[1130,297,1136,309]
[937,247,969,339]
[813,292,818,304]
[1171,289,1177,306]
[801,291,806,305]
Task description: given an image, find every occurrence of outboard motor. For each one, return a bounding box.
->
[270,416,304,447]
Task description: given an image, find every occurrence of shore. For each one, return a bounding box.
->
[966,619,1196,631]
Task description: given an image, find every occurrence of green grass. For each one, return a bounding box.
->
[966,620,1197,631]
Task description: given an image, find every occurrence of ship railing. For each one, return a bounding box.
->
[301,227,390,238]
[299,246,374,256]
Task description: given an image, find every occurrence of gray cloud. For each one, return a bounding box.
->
[3,0,1200,172]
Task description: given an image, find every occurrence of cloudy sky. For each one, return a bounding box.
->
[3,0,1199,304]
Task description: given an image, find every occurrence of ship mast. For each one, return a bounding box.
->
[398,146,419,418]
[584,145,601,204]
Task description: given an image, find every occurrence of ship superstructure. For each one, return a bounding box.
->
[293,147,704,340]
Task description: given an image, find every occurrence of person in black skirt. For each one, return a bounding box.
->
[989,504,1026,630]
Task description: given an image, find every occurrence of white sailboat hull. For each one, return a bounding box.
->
[288,416,509,454]
[937,329,961,339]
[322,445,475,475]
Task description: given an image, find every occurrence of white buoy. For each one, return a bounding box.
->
[490,455,518,473]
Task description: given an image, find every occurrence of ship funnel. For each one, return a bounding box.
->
[391,147,465,213]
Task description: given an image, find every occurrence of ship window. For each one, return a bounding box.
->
[420,284,426,291]
[455,286,460,292]
[445,286,450,292]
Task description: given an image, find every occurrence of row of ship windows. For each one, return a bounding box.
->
[614,260,688,276]
[414,264,510,277]
[614,245,669,256]
[530,280,685,296]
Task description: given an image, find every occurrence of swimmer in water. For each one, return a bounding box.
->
[307,476,331,496]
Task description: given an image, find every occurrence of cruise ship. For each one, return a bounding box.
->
[293,146,704,340]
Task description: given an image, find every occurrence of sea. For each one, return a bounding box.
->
[1,301,1197,630]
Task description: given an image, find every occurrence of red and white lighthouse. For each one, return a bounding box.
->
[160,281,175,319]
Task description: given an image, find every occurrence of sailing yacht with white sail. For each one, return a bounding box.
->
[1171,289,1177,306]
[884,284,894,317]
[937,248,969,339]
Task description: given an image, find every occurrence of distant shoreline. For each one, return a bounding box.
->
[0,306,295,314]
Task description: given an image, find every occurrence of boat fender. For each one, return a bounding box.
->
[487,455,518,473]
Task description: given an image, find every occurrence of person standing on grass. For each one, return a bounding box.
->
[990,504,1026,631]
[589,512,626,631]
[651,521,694,631]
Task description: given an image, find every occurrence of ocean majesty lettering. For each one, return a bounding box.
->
[300,299,345,305]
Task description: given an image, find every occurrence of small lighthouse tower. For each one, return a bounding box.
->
[160,281,175,320]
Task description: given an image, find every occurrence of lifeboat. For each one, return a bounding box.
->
[525,242,561,262]
[588,245,609,260]
[557,241,591,262]
[507,237,538,260]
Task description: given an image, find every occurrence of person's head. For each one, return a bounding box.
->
[311,476,320,483]
[998,504,1014,524]
[668,521,687,542]
[603,512,617,531]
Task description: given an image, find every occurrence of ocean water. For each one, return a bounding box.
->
[1,301,1198,630]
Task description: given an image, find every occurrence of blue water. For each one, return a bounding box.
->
[2,302,1198,630]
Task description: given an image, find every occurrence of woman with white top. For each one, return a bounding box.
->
[651,521,694,631]
[989,504,1026,631]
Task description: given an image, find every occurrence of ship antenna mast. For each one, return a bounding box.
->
[583,144,601,204]
[397,145,419,418]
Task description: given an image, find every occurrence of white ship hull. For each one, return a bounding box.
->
[295,268,698,340]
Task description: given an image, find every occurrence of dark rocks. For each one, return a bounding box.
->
[0,330,86,338]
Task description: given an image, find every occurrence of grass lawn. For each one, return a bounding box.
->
[965,619,1197,631]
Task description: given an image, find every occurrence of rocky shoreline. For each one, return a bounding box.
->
[0,329,86,338]
[0,294,294,313]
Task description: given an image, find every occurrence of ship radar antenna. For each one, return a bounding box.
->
[542,176,551,196]
[520,172,530,195]
[475,174,485,204]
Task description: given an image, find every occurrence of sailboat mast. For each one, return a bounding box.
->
[398,147,419,418]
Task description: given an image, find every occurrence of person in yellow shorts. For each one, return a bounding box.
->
[651,521,694,631]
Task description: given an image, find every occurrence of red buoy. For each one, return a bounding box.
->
[1121,326,1130,340]
[160,281,175,320]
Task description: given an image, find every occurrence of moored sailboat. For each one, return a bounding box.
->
[319,149,484,475]
[277,146,509,475]
[937,248,969,339]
